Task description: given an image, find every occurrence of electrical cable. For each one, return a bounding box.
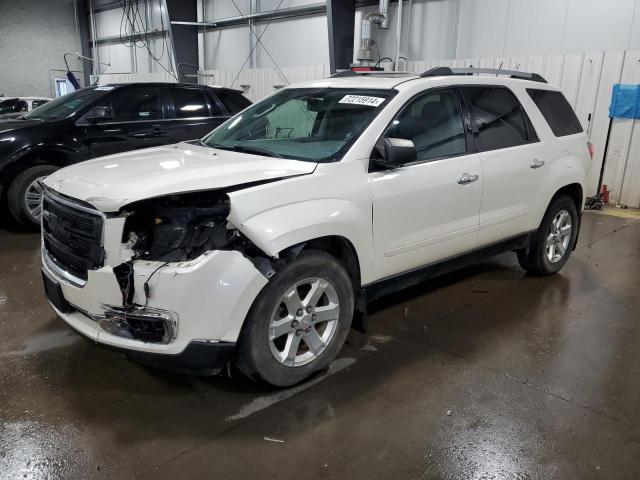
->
[144,261,169,307]
[117,0,177,81]
[375,57,393,67]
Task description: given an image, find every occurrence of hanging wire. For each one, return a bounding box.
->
[118,0,177,81]
[229,0,288,88]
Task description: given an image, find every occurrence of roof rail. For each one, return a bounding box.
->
[420,66,547,83]
[329,70,416,78]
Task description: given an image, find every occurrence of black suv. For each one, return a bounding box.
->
[0,83,251,226]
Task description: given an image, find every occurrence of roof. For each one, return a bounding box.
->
[98,82,244,93]
[287,71,560,92]
[287,74,420,90]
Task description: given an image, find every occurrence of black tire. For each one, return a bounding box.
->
[236,249,354,387]
[7,164,58,228]
[517,195,579,276]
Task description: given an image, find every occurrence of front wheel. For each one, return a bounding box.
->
[236,250,354,387]
[517,195,579,276]
[7,165,58,228]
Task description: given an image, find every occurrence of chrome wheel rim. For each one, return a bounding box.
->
[546,209,572,263]
[268,277,340,367]
[24,176,46,221]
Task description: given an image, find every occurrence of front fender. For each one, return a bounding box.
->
[230,198,374,284]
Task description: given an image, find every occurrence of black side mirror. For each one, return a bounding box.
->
[373,137,417,169]
[83,105,113,123]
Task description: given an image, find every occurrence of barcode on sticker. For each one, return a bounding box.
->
[338,95,385,107]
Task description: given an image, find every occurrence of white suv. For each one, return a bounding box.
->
[41,68,590,386]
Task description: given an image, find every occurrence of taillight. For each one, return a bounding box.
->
[587,141,594,159]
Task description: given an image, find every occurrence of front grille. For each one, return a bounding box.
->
[42,190,105,282]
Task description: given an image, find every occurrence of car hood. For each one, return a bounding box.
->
[0,118,44,132]
[0,112,26,120]
[43,142,318,212]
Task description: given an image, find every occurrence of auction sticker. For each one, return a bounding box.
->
[338,95,385,107]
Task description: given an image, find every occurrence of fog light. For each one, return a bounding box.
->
[100,305,178,344]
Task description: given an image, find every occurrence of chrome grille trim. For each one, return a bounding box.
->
[42,188,106,284]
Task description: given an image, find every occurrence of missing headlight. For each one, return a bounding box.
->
[121,191,233,262]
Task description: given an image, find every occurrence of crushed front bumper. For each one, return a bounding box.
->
[42,248,268,361]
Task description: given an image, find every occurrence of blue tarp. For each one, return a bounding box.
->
[609,84,640,119]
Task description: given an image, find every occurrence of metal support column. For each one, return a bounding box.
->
[327,0,356,73]
[166,0,199,82]
[76,0,92,85]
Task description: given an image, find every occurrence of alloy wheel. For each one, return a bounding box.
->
[24,176,47,222]
[546,209,572,263]
[268,277,340,367]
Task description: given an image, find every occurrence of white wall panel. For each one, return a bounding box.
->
[457,0,510,58]
[585,52,625,195]
[574,53,604,132]
[502,0,568,57]
[254,15,329,69]
[602,51,640,205]
[560,53,584,107]
[562,0,637,54]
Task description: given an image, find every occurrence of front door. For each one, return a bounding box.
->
[79,85,170,158]
[371,88,483,280]
[461,86,547,246]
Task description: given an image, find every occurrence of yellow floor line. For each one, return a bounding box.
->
[586,206,640,220]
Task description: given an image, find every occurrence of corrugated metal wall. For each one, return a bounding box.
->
[200,51,640,208]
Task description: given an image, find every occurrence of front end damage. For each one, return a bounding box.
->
[41,187,275,371]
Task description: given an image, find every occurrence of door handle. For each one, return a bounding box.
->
[530,158,545,169]
[457,173,479,185]
[152,125,167,136]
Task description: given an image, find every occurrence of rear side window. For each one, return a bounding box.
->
[168,87,209,118]
[527,89,583,137]
[215,90,251,114]
[463,86,536,152]
[113,86,163,121]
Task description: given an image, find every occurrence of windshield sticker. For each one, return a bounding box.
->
[95,86,114,91]
[338,95,385,107]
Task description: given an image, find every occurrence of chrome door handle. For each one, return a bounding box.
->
[530,158,545,169]
[457,173,479,185]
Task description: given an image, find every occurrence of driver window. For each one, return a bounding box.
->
[388,89,466,162]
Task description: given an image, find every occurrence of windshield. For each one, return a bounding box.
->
[24,88,107,120]
[203,88,394,162]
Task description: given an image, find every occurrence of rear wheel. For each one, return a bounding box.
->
[236,250,354,387]
[517,195,578,276]
[7,165,58,228]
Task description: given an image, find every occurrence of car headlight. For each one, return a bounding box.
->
[121,190,234,262]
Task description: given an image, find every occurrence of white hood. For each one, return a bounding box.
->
[43,142,317,212]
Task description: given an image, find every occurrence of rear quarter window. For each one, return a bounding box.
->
[527,89,583,137]
[215,90,251,114]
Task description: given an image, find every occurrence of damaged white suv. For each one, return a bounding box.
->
[41,68,590,386]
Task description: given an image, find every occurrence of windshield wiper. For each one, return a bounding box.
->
[209,143,283,158]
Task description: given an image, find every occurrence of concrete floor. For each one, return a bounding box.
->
[1,209,639,479]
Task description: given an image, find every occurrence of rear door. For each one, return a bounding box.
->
[79,85,169,158]
[461,86,546,246]
[371,87,483,280]
[165,86,228,143]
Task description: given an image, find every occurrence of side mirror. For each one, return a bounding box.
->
[373,137,417,168]
[83,106,113,123]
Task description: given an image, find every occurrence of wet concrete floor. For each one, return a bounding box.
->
[1,209,639,479]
